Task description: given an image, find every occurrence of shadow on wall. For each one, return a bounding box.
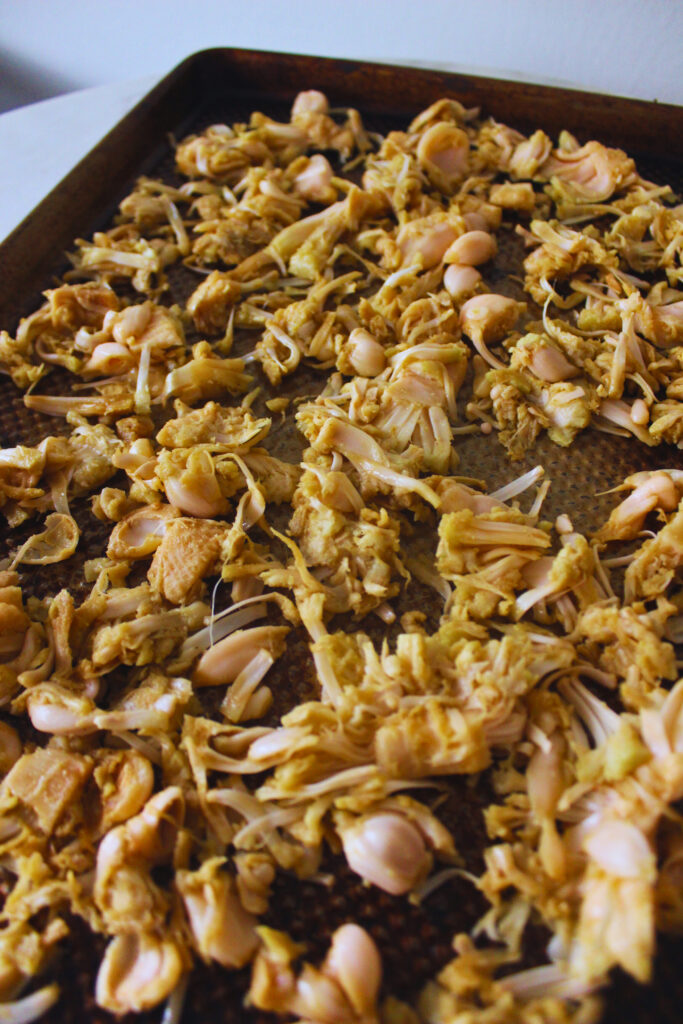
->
[0,48,83,114]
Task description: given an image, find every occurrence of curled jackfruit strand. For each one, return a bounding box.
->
[10,513,79,568]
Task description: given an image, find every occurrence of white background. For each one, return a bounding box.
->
[0,0,682,241]
[2,0,682,111]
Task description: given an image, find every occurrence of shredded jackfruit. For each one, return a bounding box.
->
[0,86,682,1024]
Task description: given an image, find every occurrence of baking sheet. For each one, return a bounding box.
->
[0,48,682,1024]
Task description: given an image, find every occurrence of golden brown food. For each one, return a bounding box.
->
[0,84,682,1024]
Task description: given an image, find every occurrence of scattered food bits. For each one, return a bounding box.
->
[0,82,681,1024]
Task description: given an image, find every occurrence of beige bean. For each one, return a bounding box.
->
[397,221,459,268]
[443,264,482,299]
[346,328,387,377]
[292,90,329,117]
[194,626,287,687]
[416,123,469,191]
[84,342,135,375]
[444,230,497,267]
[460,293,525,345]
[112,303,152,345]
[164,475,227,518]
[631,398,650,426]
[95,933,183,1016]
[528,345,579,383]
[340,812,429,895]
[324,924,382,1016]
[293,154,333,201]
[178,867,259,968]
[27,695,95,735]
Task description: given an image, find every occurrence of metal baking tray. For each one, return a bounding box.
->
[0,48,682,1024]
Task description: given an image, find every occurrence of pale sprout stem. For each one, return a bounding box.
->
[490,465,545,503]
[500,962,604,1001]
[160,975,189,1024]
[374,603,396,624]
[558,677,620,744]
[209,577,223,649]
[232,807,301,845]
[108,731,163,765]
[262,765,377,803]
[313,647,343,706]
[555,514,573,534]
[451,423,481,435]
[527,478,551,519]
[178,594,279,661]
[600,553,636,568]
[0,984,60,1024]
[221,650,275,723]
[411,866,478,903]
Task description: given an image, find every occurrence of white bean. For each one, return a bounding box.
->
[631,398,650,426]
[444,264,481,299]
[292,90,329,117]
[346,328,386,377]
[324,924,382,1016]
[444,230,497,267]
[341,812,429,894]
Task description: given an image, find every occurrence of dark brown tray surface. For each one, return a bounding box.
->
[1,48,683,1024]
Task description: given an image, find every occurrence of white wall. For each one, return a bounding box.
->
[1,0,682,113]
